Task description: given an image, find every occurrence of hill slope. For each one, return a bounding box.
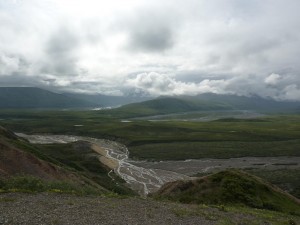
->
[0,126,77,180]
[153,170,300,215]
[0,126,133,195]
[117,93,300,116]
[0,87,93,109]
[64,92,151,107]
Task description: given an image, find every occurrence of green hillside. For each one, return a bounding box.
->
[153,170,300,215]
[115,94,300,117]
[117,96,231,116]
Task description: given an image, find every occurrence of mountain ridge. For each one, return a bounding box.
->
[117,93,300,116]
[0,87,93,109]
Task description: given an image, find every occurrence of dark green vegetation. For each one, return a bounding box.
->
[0,110,299,161]
[0,175,105,195]
[196,169,300,200]
[36,142,135,195]
[244,169,300,199]
[153,170,300,216]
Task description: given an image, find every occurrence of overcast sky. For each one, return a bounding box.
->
[0,0,300,100]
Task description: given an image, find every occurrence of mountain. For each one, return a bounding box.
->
[117,93,300,116]
[152,170,300,215]
[64,92,152,107]
[0,87,153,109]
[0,87,94,109]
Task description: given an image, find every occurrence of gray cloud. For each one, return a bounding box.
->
[124,5,179,52]
[129,24,174,52]
[42,27,80,75]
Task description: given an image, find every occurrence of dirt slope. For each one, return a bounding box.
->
[0,126,91,183]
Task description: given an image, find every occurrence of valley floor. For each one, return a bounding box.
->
[0,193,299,225]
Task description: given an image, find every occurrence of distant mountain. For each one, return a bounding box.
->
[0,87,94,109]
[1,87,299,111]
[64,93,152,107]
[117,93,300,115]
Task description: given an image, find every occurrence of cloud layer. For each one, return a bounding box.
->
[0,0,300,100]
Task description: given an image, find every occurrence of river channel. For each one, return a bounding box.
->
[16,133,300,196]
[16,133,189,196]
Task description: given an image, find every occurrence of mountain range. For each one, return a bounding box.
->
[117,93,300,115]
[0,87,149,109]
[0,87,299,113]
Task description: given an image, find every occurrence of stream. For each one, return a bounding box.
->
[16,133,300,196]
[16,133,190,196]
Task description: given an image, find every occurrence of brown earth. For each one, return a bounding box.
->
[91,144,119,170]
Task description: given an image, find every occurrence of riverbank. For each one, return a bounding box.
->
[16,133,190,196]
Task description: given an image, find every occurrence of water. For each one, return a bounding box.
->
[16,133,189,196]
[16,133,300,195]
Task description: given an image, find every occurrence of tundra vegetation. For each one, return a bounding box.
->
[0,109,299,223]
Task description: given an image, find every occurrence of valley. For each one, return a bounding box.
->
[0,106,300,224]
[1,1,300,223]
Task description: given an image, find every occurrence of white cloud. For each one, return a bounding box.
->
[265,73,281,86]
[0,54,20,75]
[126,72,228,96]
[0,0,300,100]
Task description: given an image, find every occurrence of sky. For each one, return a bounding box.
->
[0,0,300,100]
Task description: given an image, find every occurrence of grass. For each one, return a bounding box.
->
[0,126,135,196]
[129,139,300,160]
[0,109,299,223]
[0,175,103,195]
[0,110,299,199]
[244,169,300,199]
[196,168,300,199]
[0,110,299,161]
[35,142,135,196]
[153,170,300,215]
[170,203,300,225]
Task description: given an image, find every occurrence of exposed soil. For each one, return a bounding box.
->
[91,144,119,170]
[0,140,76,181]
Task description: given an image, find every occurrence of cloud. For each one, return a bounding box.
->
[0,54,20,75]
[43,27,80,75]
[265,73,281,86]
[282,85,300,101]
[126,72,228,96]
[125,71,300,101]
[128,24,174,52]
[125,8,177,52]
[0,0,300,101]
